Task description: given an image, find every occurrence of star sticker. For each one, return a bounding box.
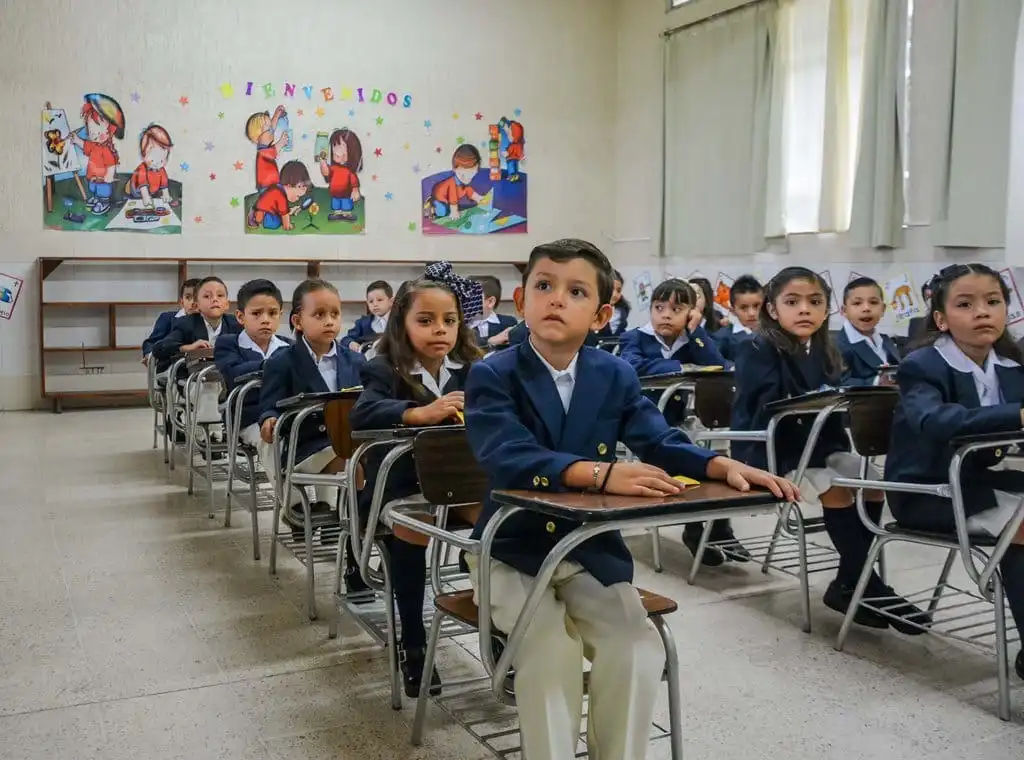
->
[315,106,325,118]
[130,91,141,104]
[403,142,410,150]
[475,112,483,120]
[513,107,522,117]
[229,197,240,208]
[371,174,378,181]
[349,109,356,117]
[179,96,189,107]
[456,136,465,145]
[408,222,417,231]
[423,119,432,129]
[203,141,214,152]
[435,146,442,153]
[179,162,190,172]
[452,112,459,120]
[385,192,394,201]
[375,116,384,126]
[479,141,488,149]
[219,83,234,99]
[194,215,203,223]
[412,163,421,173]
[301,133,309,140]
[217,112,225,120]
[233,160,244,171]
[209,173,216,181]
[296,108,304,117]
[374,148,383,157]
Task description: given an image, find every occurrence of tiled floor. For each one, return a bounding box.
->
[2,407,1023,760]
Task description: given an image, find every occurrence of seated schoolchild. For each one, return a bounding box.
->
[689,276,726,334]
[213,278,291,464]
[345,279,393,353]
[595,268,631,339]
[465,238,798,760]
[732,266,926,632]
[258,279,365,547]
[886,263,1024,679]
[469,275,518,349]
[143,278,199,365]
[349,263,484,697]
[712,274,762,362]
[836,276,900,386]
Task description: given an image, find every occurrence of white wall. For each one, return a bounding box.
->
[609,0,1007,335]
[0,0,616,409]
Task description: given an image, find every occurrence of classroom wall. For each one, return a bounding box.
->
[609,0,1008,335]
[0,0,617,410]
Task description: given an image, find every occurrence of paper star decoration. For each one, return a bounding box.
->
[194,216,203,223]
[233,160,244,171]
[203,141,214,152]
[455,136,465,145]
[296,109,304,117]
[217,112,225,120]
[513,107,522,117]
[474,112,483,120]
[412,163,420,173]
[179,162,190,172]
[301,133,309,140]
[209,173,216,181]
[229,197,240,208]
[384,192,394,201]
[219,83,234,99]
[403,142,410,150]
[423,119,432,129]
[435,146,443,153]
[179,96,189,107]
[315,106,325,118]
[408,222,417,231]
[348,109,356,117]
[371,174,378,181]
[374,148,383,157]
[375,116,384,126]
[452,112,459,120]
[130,91,141,104]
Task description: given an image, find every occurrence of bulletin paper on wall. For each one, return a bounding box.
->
[1000,268,1024,325]
[0,272,24,320]
[884,273,923,324]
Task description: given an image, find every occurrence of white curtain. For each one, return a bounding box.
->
[931,0,1023,248]
[849,0,908,249]
[663,1,777,257]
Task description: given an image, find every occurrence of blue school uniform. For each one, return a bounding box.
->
[835,320,900,387]
[885,338,1024,533]
[345,313,388,346]
[142,309,182,357]
[619,323,727,377]
[151,313,242,372]
[731,334,849,475]
[258,337,365,464]
[596,303,631,338]
[473,313,519,348]
[214,332,292,428]
[712,323,755,363]
[465,341,718,586]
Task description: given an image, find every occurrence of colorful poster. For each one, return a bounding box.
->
[1000,268,1024,325]
[243,108,363,235]
[818,270,839,316]
[42,94,183,233]
[884,272,923,324]
[0,272,24,320]
[714,273,734,311]
[421,116,527,235]
[633,271,652,311]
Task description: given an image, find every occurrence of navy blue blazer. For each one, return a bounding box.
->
[619,325,727,377]
[465,343,718,586]
[596,303,631,338]
[214,333,294,428]
[885,345,1024,527]
[152,313,242,371]
[350,355,472,521]
[345,314,383,346]
[142,310,178,356]
[712,325,754,363]
[835,326,900,387]
[258,339,365,463]
[731,335,849,475]
[474,313,519,348]
[506,322,599,349]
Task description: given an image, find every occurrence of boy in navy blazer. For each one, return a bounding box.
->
[142,278,199,363]
[836,277,900,386]
[345,279,393,352]
[712,274,762,362]
[465,238,796,760]
[152,276,242,372]
[470,275,518,348]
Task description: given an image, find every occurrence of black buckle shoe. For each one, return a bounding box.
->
[866,582,931,636]
[344,568,374,605]
[399,645,441,698]
[823,581,889,629]
[683,524,724,567]
[709,520,752,562]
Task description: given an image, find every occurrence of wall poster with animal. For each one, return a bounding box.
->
[42,94,183,234]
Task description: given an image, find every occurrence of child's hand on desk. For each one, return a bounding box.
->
[260,417,277,444]
[403,392,464,426]
[604,462,682,497]
[705,458,799,501]
[182,340,212,352]
[488,328,511,347]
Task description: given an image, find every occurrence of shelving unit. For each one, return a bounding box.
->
[38,256,525,412]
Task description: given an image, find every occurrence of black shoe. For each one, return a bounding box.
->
[709,521,752,562]
[823,581,890,629]
[683,524,724,567]
[1016,650,1023,680]
[400,645,441,698]
[866,582,931,636]
[282,501,336,540]
[344,567,374,604]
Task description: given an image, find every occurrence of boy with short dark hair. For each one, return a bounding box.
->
[345,280,394,352]
[142,278,200,364]
[837,276,900,386]
[465,238,797,760]
[247,159,312,231]
[470,275,518,348]
[713,274,763,362]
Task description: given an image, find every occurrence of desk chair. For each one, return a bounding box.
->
[146,357,168,459]
[182,360,230,517]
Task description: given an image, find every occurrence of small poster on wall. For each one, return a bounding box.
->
[0,272,24,320]
[817,270,839,316]
[1000,268,1024,325]
[633,271,653,311]
[714,273,734,311]
[884,272,923,324]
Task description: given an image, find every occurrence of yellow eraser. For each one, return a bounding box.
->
[673,475,700,486]
[455,410,465,423]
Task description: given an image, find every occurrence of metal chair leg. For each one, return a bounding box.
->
[761,505,787,575]
[652,615,684,760]
[205,433,215,518]
[793,508,812,634]
[993,573,1012,722]
[248,469,261,561]
[650,528,663,573]
[152,407,158,449]
[686,520,716,586]
[381,549,403,710]
[269,486,282,576]
[412,609,445,745]
[927,548,958,615]
[301,492,318,621]
[835,535,888,651]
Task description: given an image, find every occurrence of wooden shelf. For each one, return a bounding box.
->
[44,346,143,353]
[43,301,177,308]
[44,390,148,398]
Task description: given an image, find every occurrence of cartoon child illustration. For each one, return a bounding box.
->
[247,160,312,231]
[68,93,125,215]
[125,124,173,208]
[319,128,362,222]
[245,105,289,192]
[426,144,484,221]
[499,117,525,182]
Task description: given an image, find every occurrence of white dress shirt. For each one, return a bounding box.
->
[411,355,464,398]
[842,319,889,364]
[529,338,578,413]
[371,313,389,334]
[204,318,224,342]
[639,323,688,359]
[732,322,752,335]
[473,312,502,339]
[304,337,340,392]
[238,331,289,360]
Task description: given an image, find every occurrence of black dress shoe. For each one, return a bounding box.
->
[1016,650,1023,680]
[866,582,931,636]
[282,501,337,541]
[709,520,752,562]
[400,645,441,698]
[344,567,374,604]
[823,581,889,629]
[683,524,724,567]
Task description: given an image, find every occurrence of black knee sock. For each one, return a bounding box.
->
[863,500,884,528]
[344,537,361,576]
[389,539,428,649]
[999,544,1024,641]
[822,506,874,588]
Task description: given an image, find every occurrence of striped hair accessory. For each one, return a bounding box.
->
[423,261,484,320]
